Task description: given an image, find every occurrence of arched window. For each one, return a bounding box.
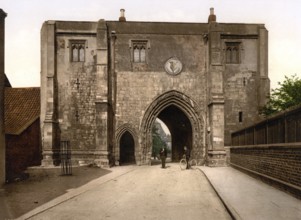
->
[140,46,146,62]
[226,47,232,63]
[79,46,85,62]
[225,42,240,64]
[232,46,238,63]
[72,45,79,62]
[134,46,140,62]
[131,41,148,63]
[70,41,86,62]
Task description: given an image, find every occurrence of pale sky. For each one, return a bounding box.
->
[2,0,301,89]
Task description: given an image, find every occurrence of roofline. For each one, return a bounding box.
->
[107,20,266,26]
[48,19,266,27]
[6,116,39,135]
[6,86,40,89]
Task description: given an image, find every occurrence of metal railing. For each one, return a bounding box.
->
[60,140,72,175]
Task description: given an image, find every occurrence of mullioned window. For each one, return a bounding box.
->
[70,41,85,62]
[225,42,240,64]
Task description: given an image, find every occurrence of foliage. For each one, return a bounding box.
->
[261,75,301,116]
[152,126,167,157]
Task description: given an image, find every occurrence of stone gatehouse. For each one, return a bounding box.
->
[40,8,269,167]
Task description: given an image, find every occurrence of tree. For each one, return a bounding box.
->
[152,126,167,158]
[261,75,301,116]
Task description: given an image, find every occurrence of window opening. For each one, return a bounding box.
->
[239,111,243,123]
[225,42,240,64]
[226,47,232,63]
[134,47,140,62]
[132,41,148,63]
[243,77,246,86]
[70,41,85,62]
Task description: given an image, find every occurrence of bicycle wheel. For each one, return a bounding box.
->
[179,159,187,170]
[190,159,197,169]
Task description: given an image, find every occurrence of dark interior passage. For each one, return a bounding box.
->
[157,105,192,161]
[119,131,136,164]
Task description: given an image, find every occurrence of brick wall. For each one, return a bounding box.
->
[6,120,41,181]
[230,144,301,198]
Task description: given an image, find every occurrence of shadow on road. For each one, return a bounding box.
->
[0,166,111,219]
[151,157,174,163]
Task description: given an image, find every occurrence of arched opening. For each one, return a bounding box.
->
[157,105,192,162]
[152,119,171,164]
[140,90,205,166]
[119,131,136,165]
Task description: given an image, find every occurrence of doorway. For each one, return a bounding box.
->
[119,131,136,165]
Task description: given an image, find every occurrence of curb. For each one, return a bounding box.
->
[16,166,137,220]
[197,167,243,220]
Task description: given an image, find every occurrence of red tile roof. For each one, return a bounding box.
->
[5,87,40,135]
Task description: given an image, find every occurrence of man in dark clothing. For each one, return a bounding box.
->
[184,146,190,169]
[159,147,167,168]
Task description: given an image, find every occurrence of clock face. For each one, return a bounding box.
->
[164,57,183,75]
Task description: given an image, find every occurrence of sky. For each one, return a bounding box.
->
[1,0,301,89]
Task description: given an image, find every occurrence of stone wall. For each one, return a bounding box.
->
[56,33,98,154]
[230,145,301,198]
[113,29,207,164]
[223,26,269,146]
[41,21,100,165]
[224,40,259,145]
[40,19,269,167]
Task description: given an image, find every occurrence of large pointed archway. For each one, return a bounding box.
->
[140,90,206,165]
[157,105,192,161]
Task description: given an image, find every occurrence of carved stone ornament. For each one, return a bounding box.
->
[164,57,183,75]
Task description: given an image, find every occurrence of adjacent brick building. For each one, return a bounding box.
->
[5,87,41,181]
[40,8,269,167]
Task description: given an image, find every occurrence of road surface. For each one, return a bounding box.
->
[26,163,232,220]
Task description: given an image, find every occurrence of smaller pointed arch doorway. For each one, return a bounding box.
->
[119,131,136,165]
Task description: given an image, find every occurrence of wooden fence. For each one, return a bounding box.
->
[232,105,301,146]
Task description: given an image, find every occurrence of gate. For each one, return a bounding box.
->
[60,140,72,175]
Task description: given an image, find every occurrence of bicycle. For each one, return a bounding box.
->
[179,155,197,170]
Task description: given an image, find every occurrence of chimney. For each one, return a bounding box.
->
[119,9,126,22]
[208,8,216,23]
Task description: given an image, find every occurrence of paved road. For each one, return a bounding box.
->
[24,164,231,220]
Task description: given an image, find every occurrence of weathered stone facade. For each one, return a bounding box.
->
[40,9,269,167]
[0,9,7,186]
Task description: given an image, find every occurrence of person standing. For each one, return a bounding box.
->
[159,147,167,168]
[184,146,190,169]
